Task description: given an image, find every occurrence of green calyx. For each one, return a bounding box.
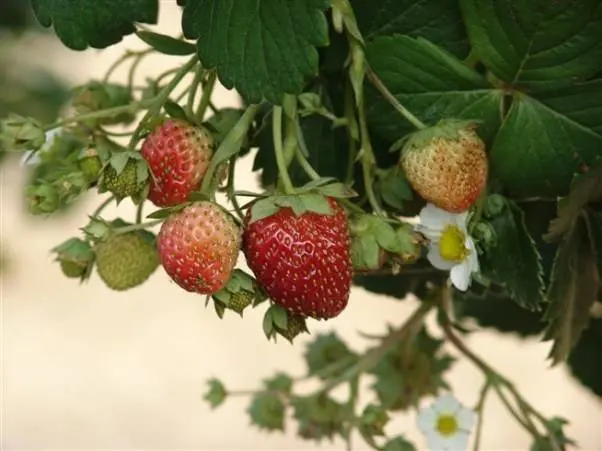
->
[99,156,148,201]
[51,237,95,282]
[392,118,480,156]
[247,179,357,224]
[350,215,422,271]
[211,269,267,318]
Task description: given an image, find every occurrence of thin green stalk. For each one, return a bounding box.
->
[128,50,153,91]
[227,156,245,221]
[472,382,491,451]
[92,195,115,217]
[196,70,217,121]
[128,55,198,148]
[135,202,144,224]
[366,67,427,130]
[114,219,163,234]
[357,96,385,216]
[187,66,204,118]
[103,51,138,83]
[294,147,320,181]
[344,81,359,185]
[272,106,295,194]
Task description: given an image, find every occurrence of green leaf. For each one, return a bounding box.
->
[136,30,196,55]
[490,85,602,197]
[377,167,413,212]
[263,373,293,394]
[482,200,546,311]
[250,198,280,223]
[290,395,348,442]
[530,417,576,451]
[203,378,227,409]
[365,36,502,144]
[304,333,357,380]
[543,214,600,365]
[182,0,331,104]
[381,436,417,451]
[163,100,188,121]
[299,193,333,215]
[247,392,286,432]
[351,0,469,58]
[31,0,158,50]
[567,317,602,398]
[460,0,602,91]
[204,108,245,147]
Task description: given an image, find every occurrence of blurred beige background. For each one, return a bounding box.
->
[1,2,601,450]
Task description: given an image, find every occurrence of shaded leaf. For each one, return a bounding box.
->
[136,30,196,55]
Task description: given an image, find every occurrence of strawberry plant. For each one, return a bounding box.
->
[2,0,601,449]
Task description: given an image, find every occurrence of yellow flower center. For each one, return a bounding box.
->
[438,225,468,262]
[436,414,459,437]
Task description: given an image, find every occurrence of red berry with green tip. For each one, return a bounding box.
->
[242,197,352,320]
[141,119,214,207]
[157,201,241,294]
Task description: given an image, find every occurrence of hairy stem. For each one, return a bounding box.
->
[227,155,245,221]
[114,219,163,234]
[187,66,204,118]
[92,195,115,218]
[366,67,427,130]
[272,106,295,194]
[472,382,491,451]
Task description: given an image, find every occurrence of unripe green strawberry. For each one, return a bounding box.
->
[59,260,88,278]
[157,201,241,294]
[274,313,309,343]
[100,159,145,200]
[95,230,159,291]
[78,149,102,183]
[400,121,487,213]
[52,237,95,280]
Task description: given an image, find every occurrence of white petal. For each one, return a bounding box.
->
[427,245,456,271]
[450,262,471,291]
[457,407,476,431]
[465,238,480,273]
[436,430,470,450]
[425,431,448,451]
[419,204,456,230]
[418,224,443,242]
[19,151,41,167]
[434,393,462,414]
[417,406,437,433]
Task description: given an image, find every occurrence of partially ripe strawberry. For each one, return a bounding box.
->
[400,122,487,213]
[141,119,214,207]
[242,197,352,320]
[157,201,241,294]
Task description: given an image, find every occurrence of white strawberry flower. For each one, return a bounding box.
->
[417,203,479,291]
[19,127,62,167]
[417,393,476,451]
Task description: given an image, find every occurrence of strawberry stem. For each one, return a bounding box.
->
[366,67,427,130]
[186,65,204,119]
[272,105,295,194]
[227,155,245,220]
[92,195,115,218]
[196,69,217,121]
[113,219,163,235]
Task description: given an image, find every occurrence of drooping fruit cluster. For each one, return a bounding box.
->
[400,122,488,213]
[141,118,214,207]
[94,230,160,291]
[242,197,353,320]
[157,201,241,295]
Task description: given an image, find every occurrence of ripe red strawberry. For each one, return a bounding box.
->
[400,123,488,213]
[242,197,352,320]
[141,119,214,207]
[157,201,241,294]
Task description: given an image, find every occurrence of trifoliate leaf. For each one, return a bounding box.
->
[490,82,602,197]
[304,333,357,380]
[136,30,196,56]
[182,0,331,104]
[31,0,158,50]
[543,214,600,365]
[351,0,468,58]
[460,0,602,91]
[203,378,227,409]
[482,200,545,311]
[247,392,286,432]
[365,35,502,144]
